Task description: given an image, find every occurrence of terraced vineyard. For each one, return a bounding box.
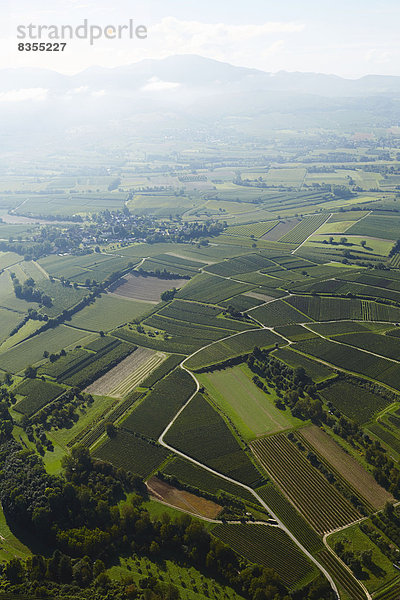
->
[212,524,317,588]
[251,434,361,533]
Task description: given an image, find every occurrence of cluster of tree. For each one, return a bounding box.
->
[11,273,52,307]
[160,288,178,302]
[135,267,190,281]
[368,503,400,560]
[333,539,374,579]
[0,439,335,600]
[389,239,400,258]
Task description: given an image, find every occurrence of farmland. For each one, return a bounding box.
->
[164,393,263,487]
[298,425,393,509]
[93,429,168,478]
[122,368,197,439]
[68,293,154,331]
[251,434,361,533]
[251,299,312,327]
[279,214,329,245]
[198,364,302,440]
[112,273,187,302]
[320,380,391,423]
[14,378,64,417]
[147,476,223,519]
[185,329,284,370]
[85,347,165,397]
[212,524,317,588]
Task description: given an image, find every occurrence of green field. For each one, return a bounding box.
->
[198,364,302,440]
[0,325,95,374]
[68,293,153,331]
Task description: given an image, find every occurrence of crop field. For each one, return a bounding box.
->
[113,273,187,302]
[143,314,233,349]
[38,252,134,282]
[299,425,392,509]
[93,429,168,478]
[317,549,370,600]
[261,218,301,241]
[274,324,319,342]
[69,294,153,331]
[185,329,284,371]
[212,524,316,588]
[251,434,361,533]
[139,258,199,278]
[177,273,254,304]
[114,325,195,354]
[346,214,400,240]
[85,347,165,397]
[198,364,301,440]
[220,294,264,312]
[272,347,334,382]
[162,458,258,505]
[367,422,400,455]
[320,380,390,423]
[122,368,196,439]
[154,299,256,331]
[256,484,323,553]
[0,308,23,344]
[0,325,95,374]
[225,221,279,239]
[14,378,64,417]
[165,393,263,487]
[61,342,133,388]
[278,214,328,245]
[294,337,400,391]
[307,321,372,337]
[287,295,400,322]
[0,251,22,270]
[147,476,223,519]
[338,331,400,361]
[141,354,183,388]
[251,299,312,327]
[205,253,276,277]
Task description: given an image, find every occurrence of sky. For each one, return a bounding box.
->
[2,0,400,77]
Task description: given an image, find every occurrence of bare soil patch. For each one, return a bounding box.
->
[261,218,301,241]
[111,273,187,302]
[147,476,222,519]
[300,424,393,510]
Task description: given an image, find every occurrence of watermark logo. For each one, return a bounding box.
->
[17,19,148,46]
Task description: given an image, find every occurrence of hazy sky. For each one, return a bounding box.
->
[2,0,400,77]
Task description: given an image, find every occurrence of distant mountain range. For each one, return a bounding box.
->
[3,54,400,96]
[1,55,400,152]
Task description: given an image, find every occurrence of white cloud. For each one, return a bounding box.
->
[91,89,106,96]
[365,48,392,64]
[141,77,180,92]
[0,87,48,102]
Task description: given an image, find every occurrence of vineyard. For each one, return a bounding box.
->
[93,429,169,478]
[185,329,283,371]
[294,337,400,391]
[251,300,312,327]
[279,214,328,245]
[212,524,317,588]
[177,273,254,304]
[14,379,64,417]
[164,393,263,487]
[140,354,183,388]
[225,220,279,239]
[320,380,390,423]
[251,434,361,533]
[162,457,258,505]
[256,484,323,553]
[272,347,334,382]
[122,368,196,439]
[205,253,277,277]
